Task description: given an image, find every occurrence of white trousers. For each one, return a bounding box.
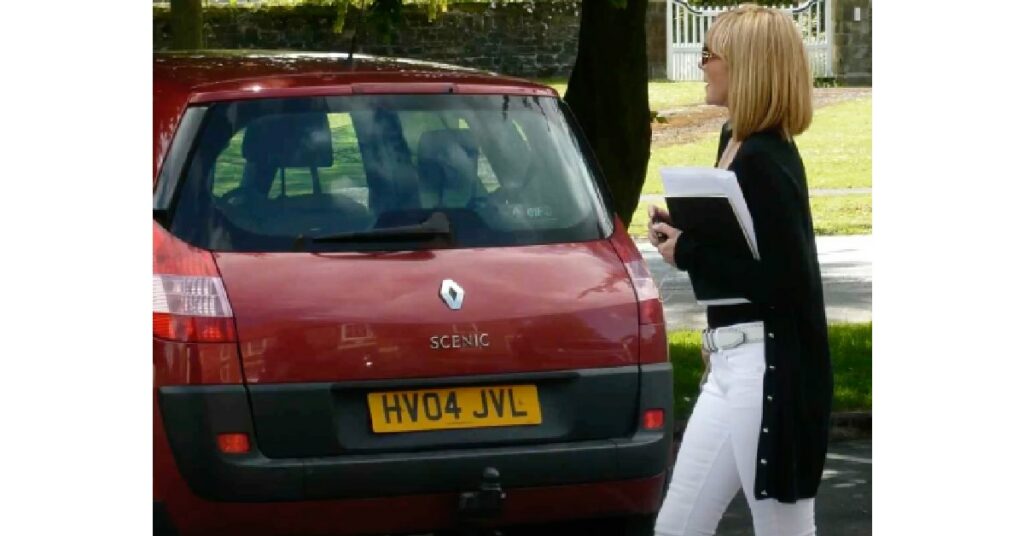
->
[655,336,816,536]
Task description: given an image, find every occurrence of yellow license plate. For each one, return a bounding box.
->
[367,384,542,433]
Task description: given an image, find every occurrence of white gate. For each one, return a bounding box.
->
[666,0,834,81]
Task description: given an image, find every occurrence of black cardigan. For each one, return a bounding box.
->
[673,123,833,503]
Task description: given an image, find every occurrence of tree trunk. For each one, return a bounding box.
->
[170,0,204,50]
[565,0,651,228]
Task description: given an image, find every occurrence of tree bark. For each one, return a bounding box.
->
[565,0,651,227]
[170,0,204,50]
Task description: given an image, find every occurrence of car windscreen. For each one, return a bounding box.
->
[167,94,612,252]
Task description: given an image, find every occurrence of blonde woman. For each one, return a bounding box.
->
[649,5,832,535]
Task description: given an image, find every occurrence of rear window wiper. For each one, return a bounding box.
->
[310,211,453,244]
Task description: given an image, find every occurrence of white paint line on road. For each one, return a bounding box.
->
[826,453,872,464]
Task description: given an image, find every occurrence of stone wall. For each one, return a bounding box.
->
[154,1,873,83]
[154,1,669,79]
[153,2,581,78]
[833,0,872,86]
[357,2,582,78]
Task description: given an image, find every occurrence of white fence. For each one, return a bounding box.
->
[666,0,834,81]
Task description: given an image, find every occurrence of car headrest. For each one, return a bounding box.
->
[417,129,479,205]
[242,112,333,168]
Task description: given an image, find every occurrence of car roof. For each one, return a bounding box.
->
[153,51,559,180]
[154,51,557,99]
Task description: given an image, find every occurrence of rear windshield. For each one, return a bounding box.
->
[167,94,612,252]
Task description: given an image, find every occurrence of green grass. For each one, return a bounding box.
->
[827,322,873,412]
[670,322,872,419]
[644,136,721,195]
[798,98,872,191]
[628,97,872,235]
[810,194,872,236]
[537,79,706,113]
[628,202,653,237]
[669,330,706,418]
[643,97,873,196]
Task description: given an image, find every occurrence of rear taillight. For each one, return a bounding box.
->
[153,221,236,343]
[642,409,665,430]
[609,220,668,364]
[607,220,665,326]
[216,433,251,454]
[623,259,665,326]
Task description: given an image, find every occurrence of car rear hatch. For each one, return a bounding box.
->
[164,92,650,458]
[215,241,641,456]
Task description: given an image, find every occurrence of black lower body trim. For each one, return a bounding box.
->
[153,501,178,536]
[157,363,674,502]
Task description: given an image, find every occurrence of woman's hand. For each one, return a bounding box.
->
[648,204,672,224]
[646,204,673,243]
[650,221,682,268]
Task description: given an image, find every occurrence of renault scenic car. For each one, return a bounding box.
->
[153,51,672,535]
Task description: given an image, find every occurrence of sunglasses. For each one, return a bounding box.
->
[700,45,719,68]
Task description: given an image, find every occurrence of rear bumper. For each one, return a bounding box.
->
[153,501,177,536]
[157,363,673,503]
[157,475,666,536]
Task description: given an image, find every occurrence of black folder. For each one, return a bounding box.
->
[660,167,759,305]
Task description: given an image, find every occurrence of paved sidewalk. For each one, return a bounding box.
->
[638,234,872,330]
[714,439,872,535]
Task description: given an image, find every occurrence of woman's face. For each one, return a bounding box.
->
[701,49,729,107]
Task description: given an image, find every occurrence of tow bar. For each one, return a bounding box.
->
[455,467,506,535]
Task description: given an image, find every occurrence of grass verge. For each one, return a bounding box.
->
[628,202,653,237]
[810,194,872,236]
[643,97,873,195]
[537,79,706,113]
[629,98,873,236]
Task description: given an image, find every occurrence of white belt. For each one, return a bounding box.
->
[701,322,764,353]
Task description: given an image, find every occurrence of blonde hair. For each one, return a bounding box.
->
[705,4,813,140]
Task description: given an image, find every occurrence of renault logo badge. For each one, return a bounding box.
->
[440,279,465,310]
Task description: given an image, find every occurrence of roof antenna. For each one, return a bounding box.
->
[347,0,368,68]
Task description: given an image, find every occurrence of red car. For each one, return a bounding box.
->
[153,51,672,536]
